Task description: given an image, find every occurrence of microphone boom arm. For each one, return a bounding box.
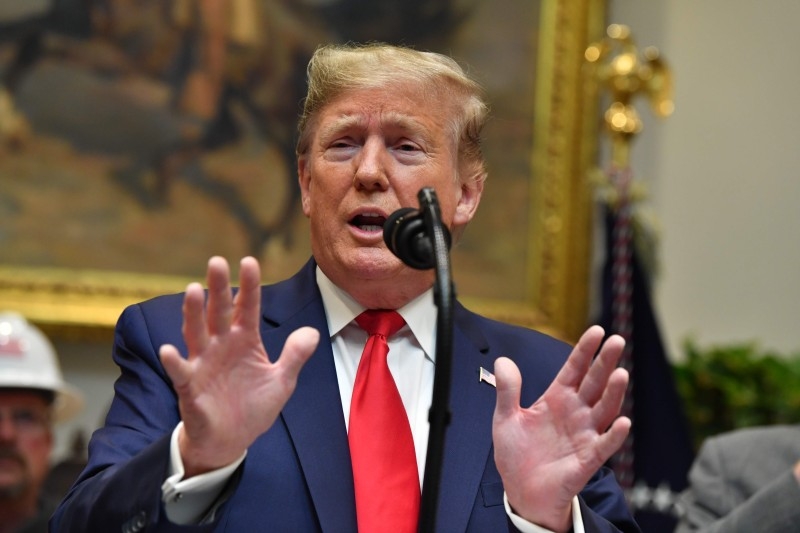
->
[419,187,454,533]
[383,187,454,533]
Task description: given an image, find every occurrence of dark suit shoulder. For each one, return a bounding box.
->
[454,304,574,407]
[123,259,319,336]
[455,304,572,360]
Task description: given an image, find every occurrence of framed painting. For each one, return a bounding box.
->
[0,0,606,342]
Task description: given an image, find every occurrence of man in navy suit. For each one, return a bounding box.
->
[51,43,639,532]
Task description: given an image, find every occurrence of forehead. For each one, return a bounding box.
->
[314,84,454,137]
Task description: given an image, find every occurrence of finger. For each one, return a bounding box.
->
[160,344,192,389]
[205,256,233,336]
[182,282,209,356]
[594,416,632,465]
[578,334,625,405]
[232,257,262,331]
[493,357,522,420]
[554,325,605,389]
[276,327,320,381]
[591,367,629,432]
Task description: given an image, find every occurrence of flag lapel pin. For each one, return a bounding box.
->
[478,367,496,388]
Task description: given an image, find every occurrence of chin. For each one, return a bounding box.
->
[346,249,405,279]
[318,247,401,284]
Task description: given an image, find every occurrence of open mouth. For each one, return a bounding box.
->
[349,213,387,232]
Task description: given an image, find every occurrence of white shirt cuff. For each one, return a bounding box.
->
[504,493,585,533]
[161,422,246,524]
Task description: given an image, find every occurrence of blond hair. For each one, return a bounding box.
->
[296,42,489,185]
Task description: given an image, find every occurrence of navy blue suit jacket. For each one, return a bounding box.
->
[51,259,639,532]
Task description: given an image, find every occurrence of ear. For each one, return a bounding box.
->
[453,173,484,227]
[297,156,312,217]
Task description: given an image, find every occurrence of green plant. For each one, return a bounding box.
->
[672,339,800,451]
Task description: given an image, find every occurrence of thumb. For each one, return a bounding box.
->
[493,356,522,420]
[160,344,190,388]
[276,327,320,380]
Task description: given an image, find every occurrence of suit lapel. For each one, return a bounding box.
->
[433,307,499,531]
[259,260,358,531]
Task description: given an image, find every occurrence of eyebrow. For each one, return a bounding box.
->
[317,114,365,143]
[317,111,432,144]
[383,111,431,141]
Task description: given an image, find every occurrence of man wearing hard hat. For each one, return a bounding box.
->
[0,312,83,533]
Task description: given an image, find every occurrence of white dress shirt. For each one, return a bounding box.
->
[317,267,436,485]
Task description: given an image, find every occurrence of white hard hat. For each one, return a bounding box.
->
[0,311,84,422]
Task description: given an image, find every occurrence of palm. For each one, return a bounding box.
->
[160,256,319,475]
[492,326,630,531]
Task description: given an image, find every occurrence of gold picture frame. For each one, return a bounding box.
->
[0,0,606,343]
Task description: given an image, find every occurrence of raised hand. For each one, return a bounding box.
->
[159,256,320,477]
[492,326,631,532]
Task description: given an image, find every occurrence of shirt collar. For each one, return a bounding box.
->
[315,267,437,362]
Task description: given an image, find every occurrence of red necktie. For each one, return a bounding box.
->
[349,310,420,532]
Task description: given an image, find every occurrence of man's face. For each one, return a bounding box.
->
[0,391,53,500]
[298,83,483,306]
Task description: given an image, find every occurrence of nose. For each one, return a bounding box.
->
[0,414,17,441]
[352,138,389,191]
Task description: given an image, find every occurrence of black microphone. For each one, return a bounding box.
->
[383,194,451,270]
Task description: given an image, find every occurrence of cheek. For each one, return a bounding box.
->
[302,161,351,211]
[24,438,52,479]
[304,187,336,221]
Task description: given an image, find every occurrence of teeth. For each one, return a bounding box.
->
[351,212,384,232]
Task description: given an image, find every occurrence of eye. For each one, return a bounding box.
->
[392,139,424,154]
[14,410,38,425]
[323,137,360,161]
[8,408,49,432]
[329,138,356,149]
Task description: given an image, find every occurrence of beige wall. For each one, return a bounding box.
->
[608,0,800,359]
